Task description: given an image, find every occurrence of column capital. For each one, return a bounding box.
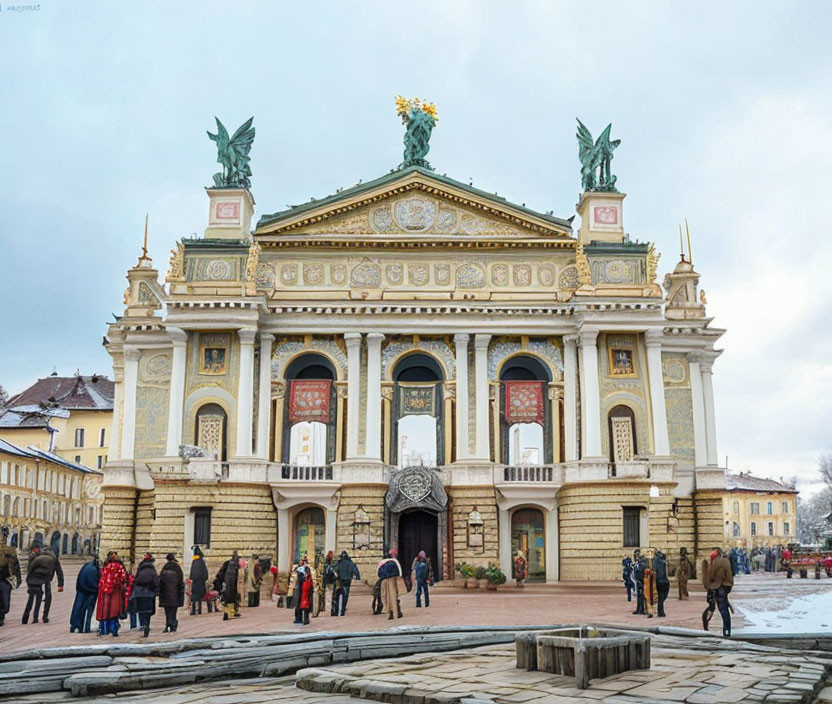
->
[259,333,275,344]
[238,328,257,344]
[644,328,664,347]
[167,327,188,345]
[686,350,706,365]
[578,329,599,346]
[344,332,362,349]
[453,333,470,344]
[700,360,714,374]
[563,334,579,347]
[474,333,491,351]
[123,346,142,362]
[366,332,385,344]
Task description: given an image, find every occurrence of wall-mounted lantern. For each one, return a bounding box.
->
[352,506,371,550]
[467,507,484,550]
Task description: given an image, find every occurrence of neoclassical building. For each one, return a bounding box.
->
[100,108,726,581]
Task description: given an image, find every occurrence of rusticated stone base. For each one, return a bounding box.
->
[449,485,499,575]
[335,485,386,581]
[99,486,138,565]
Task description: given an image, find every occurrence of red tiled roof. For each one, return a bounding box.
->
[6,375,114,411]
[726,473,798,494]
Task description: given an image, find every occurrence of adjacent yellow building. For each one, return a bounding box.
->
[0,374,114,469]
[0,438,104,553]
[723,473,797,548]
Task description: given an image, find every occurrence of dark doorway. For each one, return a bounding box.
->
[398,510,439,582]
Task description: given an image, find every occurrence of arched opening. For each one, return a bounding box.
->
[10,530,18,548]
[61,533,69,555]
[500,355,552,465]
[511,507,545,582]
[195,403,228,461]
[392,353,444,467]
[33,531,44,546]
[732,522,741,538]
[398,509,439,581]
[282,354,336,466]
[2,495,9,516]
[292,506,325,566]
[50,530,61,552]
[72,533,80,554]
[608,405,637,464]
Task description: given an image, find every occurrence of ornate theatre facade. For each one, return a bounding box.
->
[101,109,725,581]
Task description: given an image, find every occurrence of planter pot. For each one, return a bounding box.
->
[486,583,498,591]
[453,578,466,589]
[465,578,477,589]
[478,579,489,589]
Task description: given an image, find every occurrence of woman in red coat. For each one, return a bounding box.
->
[96,551,128,637]
[296,566,313,625]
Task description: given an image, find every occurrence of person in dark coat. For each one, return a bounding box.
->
[189,546,209,615]
[677,547,692,600]
[621,555,634,602]
[631,549,646,615]
[159,553,185,633]
[130,553,159,637]
[332,550,360,616]
[217,551,240,621]
[70,554,100,633]
[22,542,64,624]
[653,549,670,618]
[0,544,22,627]
[413,551,432,608]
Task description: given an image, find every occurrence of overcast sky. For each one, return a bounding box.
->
[0,2,829,488]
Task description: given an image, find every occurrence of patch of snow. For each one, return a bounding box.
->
[735,589,832,633]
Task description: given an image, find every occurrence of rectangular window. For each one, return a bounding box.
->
[99,428,106,447]
[74,428,85,448]
[751,522,757,536]
[750,502,759,515]
[97,455,103,469]
[767,501,773,515]
[622,507,641,547]
[768,522,774,536]
[75,456,81,464]
[782,501,789,514]
[194,507,212,547]
[784,522,790,535]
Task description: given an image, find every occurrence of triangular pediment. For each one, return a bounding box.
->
[254,167,574,244]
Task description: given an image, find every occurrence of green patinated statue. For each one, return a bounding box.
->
[207,117,256,189]
[576,118,621,192]
[396,96,438,170]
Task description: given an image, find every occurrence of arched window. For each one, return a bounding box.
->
[12,497,19,518]
[732,522,740,538]
[195,403,228,461]
[500,355,552,465]
[282,354,336,466]
[608,405,637,464]
[391,353,444,467]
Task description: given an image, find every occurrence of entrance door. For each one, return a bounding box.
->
[398,510,439,581]
[511,508,545,582]
[293,507,325,565]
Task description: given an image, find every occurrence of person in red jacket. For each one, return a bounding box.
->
[96,551,128,637]
[295,566,313,625]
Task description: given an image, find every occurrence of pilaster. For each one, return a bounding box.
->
[120,346,141,461]
[344,333,362,460]
[235,328,257,457]
[578,330,602,458]
[701,357,719,467]
[365,333,384,461]
[644,329,670,456]
[454,334,470,462]
[256,333,275,459]
[687,351,707,468]
[474,334,491,460]
[165,328,188,457]
[563,334,578,461]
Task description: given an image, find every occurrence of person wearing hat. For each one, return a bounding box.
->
[70,553,100,633]
[216,551,241,621]
[333,550,360,616]
[159,553,185,633]
[189,546,209,615]
[96,551,128,637]
[130,553,159,637]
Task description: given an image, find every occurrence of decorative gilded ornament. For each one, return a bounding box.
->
[166,241,185,283]
[646,244,660,284]
[395,95,438,170]
[575,242,592,285]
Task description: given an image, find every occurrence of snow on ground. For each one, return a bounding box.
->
[734,582,832,633]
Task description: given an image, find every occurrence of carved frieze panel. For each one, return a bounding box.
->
[559,265,580,290]
[661,352,690,388]
[590,257,644,285]
[351,261,381,288]
[303,262,325,285]
[186,256,242,282]
[456,263,485,289]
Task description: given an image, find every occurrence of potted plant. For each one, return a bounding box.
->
[453,563,467,589]
[475,565,488,589]
[459,563,476,588]
[485,564,507,591]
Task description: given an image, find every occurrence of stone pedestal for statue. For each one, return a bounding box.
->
[204,187,255,240]
[576,190,626,245]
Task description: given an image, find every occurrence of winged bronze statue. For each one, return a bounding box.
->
[207,117,256,189]
[576,118,620,192]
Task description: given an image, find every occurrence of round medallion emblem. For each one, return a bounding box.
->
[399,468,432,503]
[393,197,436,231]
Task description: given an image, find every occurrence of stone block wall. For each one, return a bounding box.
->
[100,487,138,564]
[133,489,156,561]
[449,486,498,573]
[648,494,696,574]
[694,490,725,566]
[335,485,386,581]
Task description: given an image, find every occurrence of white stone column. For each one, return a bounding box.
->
[344,333,362,460]
[563,334,578,461]
[687,352,708,467]
[235,328,256,458]
[701,358,719,466]
[546,506,559,582]
[325,506,337,555]
[165,328,188,457]
[109,369,123,462]
[474,334,491,460]
[365,333,384,461]
[498,506,512,576]
[120,347,141,461]
[454,334,470,461]
[645,329,670,456]
[256,333,275,459]
[578,330,602,457]
[277,506,290,576]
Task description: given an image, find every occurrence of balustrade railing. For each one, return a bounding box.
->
[279,464,333,481]
[500,465,559,483]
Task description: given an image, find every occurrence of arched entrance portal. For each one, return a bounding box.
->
[398,510,439,582]
[511,508,545,582]
[292,506,325,565]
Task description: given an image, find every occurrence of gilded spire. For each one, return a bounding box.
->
[137,213,152,267]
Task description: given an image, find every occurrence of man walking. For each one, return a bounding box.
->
[378,548,404,620]
[702,547,734,637]
[413,551,433,608]
[70,554,100,633]
[677,547,692,600]
[653,549,670,617]
[333,550,360,616]
[0,542,21,627]
[22,542,64,624]
[621,554,634,602]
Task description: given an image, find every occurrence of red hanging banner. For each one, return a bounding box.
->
[288,380,331,424]
[505,381,544,426]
